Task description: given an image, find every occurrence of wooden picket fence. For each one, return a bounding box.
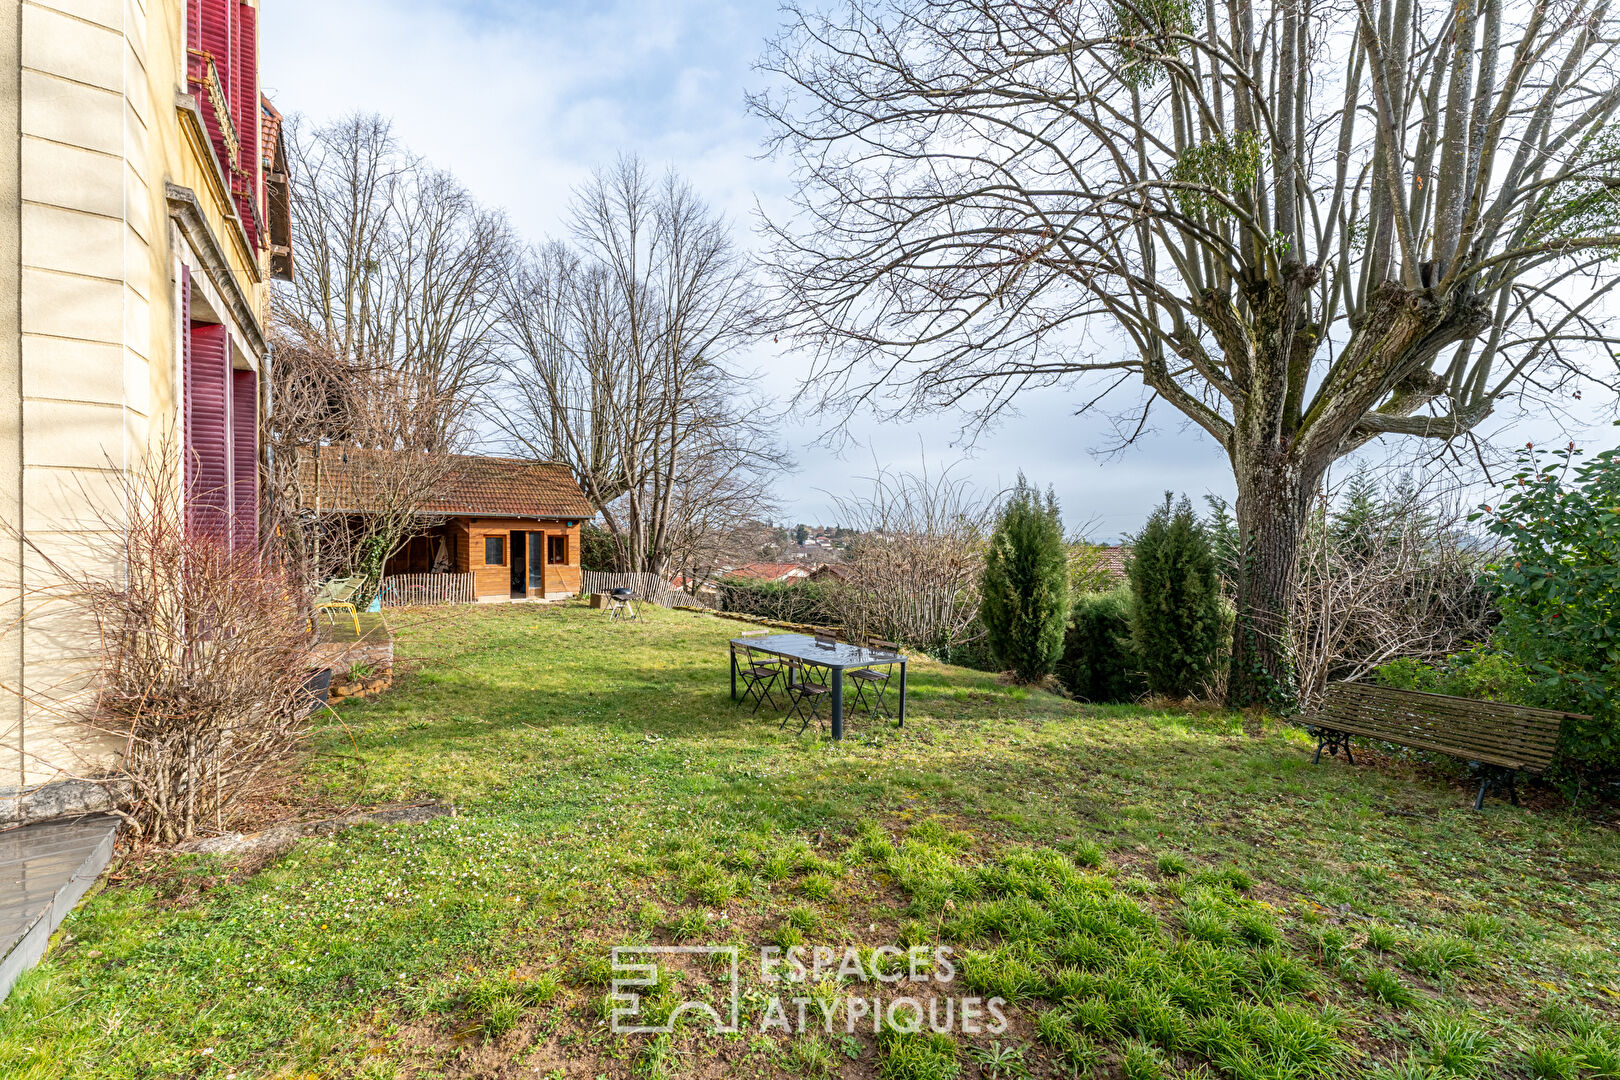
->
[581,571,714,610]
[381,572,476,608]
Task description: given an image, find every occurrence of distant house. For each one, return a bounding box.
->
[723,562,813,584]
[807,564,849,584]
[300,450,593,602]
[1087,545,1133,586]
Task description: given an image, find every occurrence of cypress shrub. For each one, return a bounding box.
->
[1127,493,1223,698]
[981,476,1071,682]
[1057,586,1144,702]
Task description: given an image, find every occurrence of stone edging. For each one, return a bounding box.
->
[174,802,455,857]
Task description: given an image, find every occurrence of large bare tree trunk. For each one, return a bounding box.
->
[1229,444,1316,707]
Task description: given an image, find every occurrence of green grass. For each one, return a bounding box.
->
[2,602,1618,1078]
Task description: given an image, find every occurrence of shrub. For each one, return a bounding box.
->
[30,452,317,843]
[579,521,621,572]
[1057,587,1144,703]
[1372,646,1535,703]
[717,579,841,626]
[1293,470,1498,710]
[981,476,1070,682]
[1127,494,1223,698]
[1476,440,1620,775]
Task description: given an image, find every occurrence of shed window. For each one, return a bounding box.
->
[547,534,567,565]
[485,536,505,565]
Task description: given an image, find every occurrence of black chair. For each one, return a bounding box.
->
[781,660,832,734]
[849,640,899,720]
[736,644,784,716]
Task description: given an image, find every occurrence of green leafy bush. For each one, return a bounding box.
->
[981,476,1070,682]
[1371,646,1535,703]
[1475,440,1620,774]
[1127,494,1223,698]
[578,521,621,573]
[1057,587,1144,703]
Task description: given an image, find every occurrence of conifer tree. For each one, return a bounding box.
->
[1128,494,1222,698]
[981,476,1070,682]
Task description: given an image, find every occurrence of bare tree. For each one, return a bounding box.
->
[828,464,994,651]
[282,113,513,450]
[497,157,788,577]
[665,478,783,596]
[754,0,1620,704]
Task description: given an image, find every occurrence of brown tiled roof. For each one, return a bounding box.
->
[1094,545,1131,582]
[260,95,284,171]
[298,449,593,520]
[723,562,811,582]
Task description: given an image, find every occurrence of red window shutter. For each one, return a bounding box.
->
[181,266,194,495]
[186,323,232,539]
[234,5,257,174]
[230,369,259,551]
[193,0,234,174]
[233,3,261,250]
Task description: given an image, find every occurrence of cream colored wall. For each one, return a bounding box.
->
[2,2,26,797]
[1,0,268,795]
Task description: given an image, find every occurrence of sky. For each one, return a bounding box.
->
[261,0,1619,541]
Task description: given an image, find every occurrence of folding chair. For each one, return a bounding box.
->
[736,644,785,716]
[782,660,832,734]
[849,638,900,720]
[311,576,363,635]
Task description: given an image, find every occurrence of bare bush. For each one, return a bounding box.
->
[1293,473,1498,712]
[827,465,993,651]
[268,331,458,606]
[30,453,318,843]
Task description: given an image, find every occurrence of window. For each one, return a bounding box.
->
[485,536,505,566]
[547,535,567,565]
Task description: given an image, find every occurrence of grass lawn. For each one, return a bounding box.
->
[2,602,1618,1079]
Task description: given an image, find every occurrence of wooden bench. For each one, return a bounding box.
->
[1307,682,1588,809]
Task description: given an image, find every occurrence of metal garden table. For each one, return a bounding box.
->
[728,633,907,740]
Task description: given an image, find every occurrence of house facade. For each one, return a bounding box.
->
[300,451,593,603]
[0,1,290,814]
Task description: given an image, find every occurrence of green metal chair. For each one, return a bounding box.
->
[311,576,364,635]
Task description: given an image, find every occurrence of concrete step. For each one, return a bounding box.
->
[0,814,118,1002]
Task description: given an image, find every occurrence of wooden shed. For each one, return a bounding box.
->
[299,450,593,602]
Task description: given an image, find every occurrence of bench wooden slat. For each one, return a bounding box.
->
[1314,720,1530,770]
[1311,682,1587,775]
[1316,708,1562,757]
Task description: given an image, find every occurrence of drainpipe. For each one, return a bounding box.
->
[261,340,273,551]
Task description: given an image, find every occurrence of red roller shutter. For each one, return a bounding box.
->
[230,368,258,551]
[181,266,194,495]
[194,0,234,173]
[234,3,260,250]
[186,323,232,539]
